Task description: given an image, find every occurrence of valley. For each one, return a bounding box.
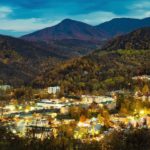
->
[0,16,150,150]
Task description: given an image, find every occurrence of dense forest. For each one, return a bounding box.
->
[102,27,150,50]
[1,27,150,92]
[0,34,102,86]
[31,27,150,94]
[1,126,150,150]
[34,49,150,94]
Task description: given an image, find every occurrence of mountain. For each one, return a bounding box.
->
[21,19,108,42]
[21,19,109,58]
[2,19,150,88]
[102,27,150,50]
[0,34,99,86]
[0,34,51,58]
[21,17,150,58]
[0,34,61,86]
[21,17,150,42]
[96,17,150,37]
[34,27,150,94]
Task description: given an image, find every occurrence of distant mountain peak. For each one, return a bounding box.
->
[60,18,75,23]
[59,18,88,25]
[21,18,107,42]
[102,27,150,50]
[96,17,150,37]
[21,17,150,43]
[56,18,90,27]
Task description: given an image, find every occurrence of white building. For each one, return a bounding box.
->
[132,75,150,81]
[81,95,115,104]
[48,86,60,94]
[0,85,11,90]
[36,99,64,109]
[81,95,116,110]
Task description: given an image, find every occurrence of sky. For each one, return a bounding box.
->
[0,0,150,37]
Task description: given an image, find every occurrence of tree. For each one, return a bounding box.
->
[79,115,87,122]
[142,84,149,96]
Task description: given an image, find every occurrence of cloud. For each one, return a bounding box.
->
[127,1,150,18]
[0,6,12,18]
[0,0,129,19]
[130,1,150,9]
[0,10,119,32]
[0,18,59,32]
[129,10,150,19]
[72,11,119,25]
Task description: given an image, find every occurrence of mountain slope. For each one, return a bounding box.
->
[0,34,61,86]
[102,27,150,50]
[21,19,108,42]
[35,27,150,94]
[21,17,150,58]
[21,19,108,57]
[96,17,150,37]
[0,35,51,58]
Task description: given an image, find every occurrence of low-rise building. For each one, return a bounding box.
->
[36,99,64,109]
[48,86,60,94]
[81,95,116,110]
[132,75,150,81]
[0,85,11,90]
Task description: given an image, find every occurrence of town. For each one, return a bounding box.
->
[0,75,150,144]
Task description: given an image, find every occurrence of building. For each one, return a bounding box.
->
[0,85,11,90]
[132,75,150,81]
[36,99,64,109]
[48,86,60,94]
[81,95,116,110]
[81,95,115,104]
[60,107,69,115]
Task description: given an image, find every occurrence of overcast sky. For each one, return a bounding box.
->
[0,0,150,36]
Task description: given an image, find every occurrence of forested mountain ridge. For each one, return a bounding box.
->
[96,17,150,37]
[22,17,150,42]
[102,27,150,50]
[21,19,108,42]
[0,34,61,86]
[0,34,52,58]
[21,19,108,57]
[34,50,150,94]
[1,21,150,88]
[33,27,150,94]
[20,17,150,59]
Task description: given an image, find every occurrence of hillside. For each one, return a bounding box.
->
[0,35,52,58]
[1,23,150,88]
[0,34,93,60]
[20,17,150,58]
[34,27,150,94]
[96,17,150,37]
[22,17,150,42]
[21,19,109,58]
[0,34,61,86]
[102,27,150,50]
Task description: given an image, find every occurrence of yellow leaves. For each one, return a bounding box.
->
[142,84,149,95]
